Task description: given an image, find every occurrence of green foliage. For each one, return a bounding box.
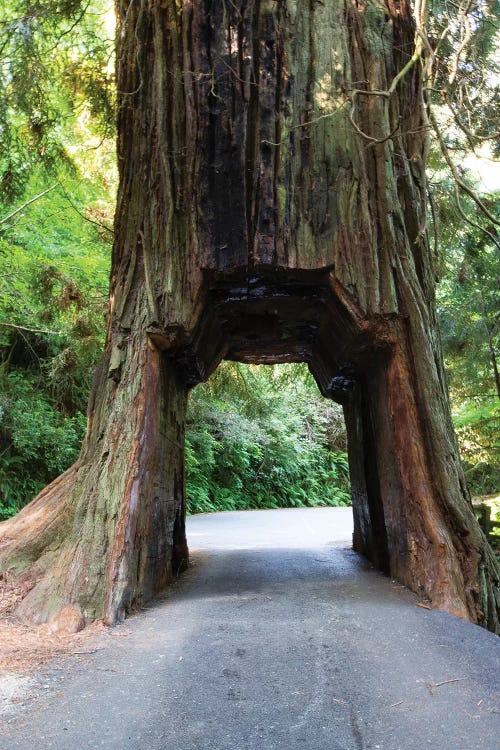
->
[0,371,86,518]
[0,0,115,520]
[0,170,111,516]
[428,0,499,155]
[185,363,351,514]
[452,401,500,496]
[0,0,115,201]
[434,173,499,495]
[425,0,499,497]
[437,202,499,400]
[0,241,108,518]
[0,135,113,521]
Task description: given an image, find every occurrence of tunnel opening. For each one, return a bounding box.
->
[185,361,351,518]
[164,268,393,578]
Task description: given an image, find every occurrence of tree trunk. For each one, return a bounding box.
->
[1,0,498,632]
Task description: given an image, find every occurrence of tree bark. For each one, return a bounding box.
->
[1,0,498,632]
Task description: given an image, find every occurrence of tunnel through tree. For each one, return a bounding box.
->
[0,0,498,632]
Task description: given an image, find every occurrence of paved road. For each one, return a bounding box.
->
[2,508,499,749]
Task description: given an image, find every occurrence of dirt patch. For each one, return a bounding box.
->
[0,611,105,718]
[0,618,105,672]
[0,573,106,671]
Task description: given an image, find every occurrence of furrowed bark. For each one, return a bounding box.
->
[1,0,498,632]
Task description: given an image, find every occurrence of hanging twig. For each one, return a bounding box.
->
[261,103,349,147]
[427,184,439,259]
[58,182,114,236]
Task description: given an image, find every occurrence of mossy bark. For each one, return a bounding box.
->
[0,0,498,631]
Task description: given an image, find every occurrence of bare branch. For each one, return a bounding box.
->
[448,1,473,87]
[0,322,64,336]
[0,184,59,228]
[427,107,500,227]
[444,95,500,146]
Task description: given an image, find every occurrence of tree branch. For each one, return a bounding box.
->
[0,184,59,228]
[58,182,114,236]
[0,322,64,336]
[427,107,500,228]
[452,182,500,251]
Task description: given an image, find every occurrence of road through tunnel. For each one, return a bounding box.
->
[165,268,415,591]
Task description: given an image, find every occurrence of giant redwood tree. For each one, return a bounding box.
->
[1,0,498,633]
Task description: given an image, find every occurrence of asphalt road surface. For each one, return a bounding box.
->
[2,507,499,749]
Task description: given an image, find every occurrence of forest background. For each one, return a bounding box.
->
[0,0,498,525]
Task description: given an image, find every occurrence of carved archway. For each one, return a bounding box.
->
[171,269,393,570]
